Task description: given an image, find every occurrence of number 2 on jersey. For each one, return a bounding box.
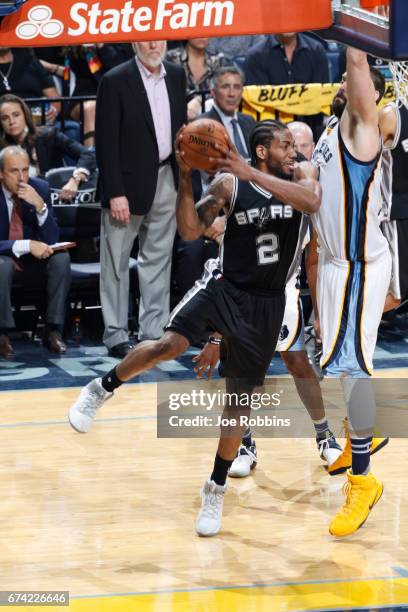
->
[256,233,280,265]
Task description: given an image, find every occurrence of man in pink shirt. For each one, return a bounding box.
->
[96,41,187,358]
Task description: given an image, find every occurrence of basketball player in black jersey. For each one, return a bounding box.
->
[68,120,321,537]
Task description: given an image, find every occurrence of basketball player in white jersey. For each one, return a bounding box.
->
[311,47,392,537]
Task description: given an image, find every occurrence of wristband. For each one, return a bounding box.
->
[208,335,222,345]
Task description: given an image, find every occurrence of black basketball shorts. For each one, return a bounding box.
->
[166,259,285,386]
[395,219,408,301]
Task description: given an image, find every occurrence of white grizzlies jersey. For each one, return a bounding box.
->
[311,117,391,376]
[312,116,389,263]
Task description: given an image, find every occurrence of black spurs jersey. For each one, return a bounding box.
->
[220,177,309,293]
[382,103,408,220]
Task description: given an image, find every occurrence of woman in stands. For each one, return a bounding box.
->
[0,94,96,202]
[167,38,232,120]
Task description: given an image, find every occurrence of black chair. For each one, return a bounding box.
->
[47,168,139,341]
[45,166,98,207]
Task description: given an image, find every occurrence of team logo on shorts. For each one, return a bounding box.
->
[279,325,289,342]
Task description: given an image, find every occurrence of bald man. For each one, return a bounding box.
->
[288,121,315,162]
[0,145,71,357]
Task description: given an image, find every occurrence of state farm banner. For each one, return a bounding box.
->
[0,0,333,47]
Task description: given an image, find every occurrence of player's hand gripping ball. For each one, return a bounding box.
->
[179,118,230,172]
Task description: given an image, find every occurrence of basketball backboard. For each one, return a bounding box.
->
[318,0,408,60]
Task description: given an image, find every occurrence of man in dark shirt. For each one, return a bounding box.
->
[244,33,329,86]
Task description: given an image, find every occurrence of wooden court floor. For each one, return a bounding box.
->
[1,377,408,612]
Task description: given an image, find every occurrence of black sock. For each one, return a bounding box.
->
[210,453,233,486]
[313,418,330,440]
[351,436,372,475]
[102,367,124,392]
[242,427,252,447]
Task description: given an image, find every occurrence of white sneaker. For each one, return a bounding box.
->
[228,443,257,478]
[68,378,112,433]
[317,432,343,466]
[195,479,226,537]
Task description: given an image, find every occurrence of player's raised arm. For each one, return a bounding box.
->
[340,47,380,160]
[379,103,398,147]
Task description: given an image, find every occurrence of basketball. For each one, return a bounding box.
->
[179,118,230,172]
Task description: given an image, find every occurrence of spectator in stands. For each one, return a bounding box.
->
[0,94,96,201]
[96,40,186,358]
[201,66,255,158]
[288,120,315,161]
[36,45,132,148]
[207,35,265,64]
[0,48,60,124]
[174,66,255,296]
[167,38,231,120]
[0,146,71,358]
[244,33,329,86]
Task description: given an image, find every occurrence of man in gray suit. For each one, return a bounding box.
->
[201,65,255,160]
[96,41,187,358]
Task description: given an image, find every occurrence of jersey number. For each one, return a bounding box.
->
[256,233,280,265]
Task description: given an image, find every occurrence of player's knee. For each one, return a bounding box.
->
[282,351,310,378]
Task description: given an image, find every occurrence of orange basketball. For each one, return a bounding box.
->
[180,118,230,172]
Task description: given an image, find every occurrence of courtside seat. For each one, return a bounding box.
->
[48,169,139,339]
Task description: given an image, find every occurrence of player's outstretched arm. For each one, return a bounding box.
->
[249,162,321,214]
[210,142,320,214]
[340,47,379,160]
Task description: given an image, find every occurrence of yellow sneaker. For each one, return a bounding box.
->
[328,419,389,476]
[329,470,383,537]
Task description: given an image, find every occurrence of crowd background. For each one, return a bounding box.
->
[0,34,398,357]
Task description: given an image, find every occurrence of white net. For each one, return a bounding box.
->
[389,61,408,109]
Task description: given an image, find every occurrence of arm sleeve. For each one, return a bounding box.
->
[12,240,31,258]
[95,75,125,199]
[37,186,60,244]
[53,129,97,174]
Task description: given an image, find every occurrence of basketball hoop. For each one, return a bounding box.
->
[327,1,408,105]
[389,61,408,109]
[359,0,408,109]
[325,0,408,59]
